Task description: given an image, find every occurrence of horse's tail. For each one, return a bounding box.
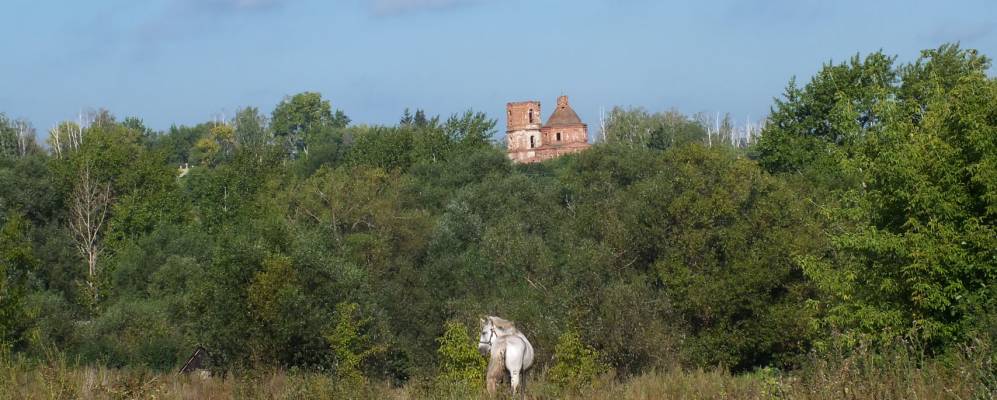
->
[519,368,528,400]
[519,333,535,372]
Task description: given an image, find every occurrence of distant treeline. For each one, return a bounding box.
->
[0,44,993,388]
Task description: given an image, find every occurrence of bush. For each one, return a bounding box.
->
[21,291,75,355]
[548,331,608,391]
[435,320,486,390]
[325,302,385,390]
[76,299,186,370]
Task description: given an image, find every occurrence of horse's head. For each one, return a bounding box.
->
[478,317,496,356]
[479,316,519,355]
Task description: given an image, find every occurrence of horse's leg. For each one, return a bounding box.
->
[505,339,525,396]
[509,368,521,397]
[504,345,524,397]
[519,370,527,400]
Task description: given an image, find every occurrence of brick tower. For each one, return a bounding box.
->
[506,96,589,163]
[505,101,543,163]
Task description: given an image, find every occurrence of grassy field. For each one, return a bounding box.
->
[3,341,994,400]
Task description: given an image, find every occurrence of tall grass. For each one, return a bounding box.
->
[2,339,993,400]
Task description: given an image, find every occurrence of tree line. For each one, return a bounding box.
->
[0,44,993,386]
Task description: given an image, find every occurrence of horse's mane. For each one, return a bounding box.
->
[488,316,521,336]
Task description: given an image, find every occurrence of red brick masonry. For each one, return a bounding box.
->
[506,96,590,163]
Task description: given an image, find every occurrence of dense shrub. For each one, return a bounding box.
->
[548,331,609,391]
[434,321,486,390]
[76,300,186,370]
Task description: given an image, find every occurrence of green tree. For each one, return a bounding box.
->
[76,299,185,370]
[191,124,236,167]
[348,110,493,170]
[626,145,821,369]
[0,114,16,158]
[442,110,496,149]
[246,254,316,365]
[760,44,997,350]
[0,213,35,354]
[602,107,707,150]
[271,92,349,158]
[233,107,271,150]
[46,121,82,159]
[0,115,39,159]
[347,126,416,170]
[755,50,898,185]
[153,123,210,165]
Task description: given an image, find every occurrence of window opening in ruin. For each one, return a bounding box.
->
[528,109,534,124]
[530,136,535,148]
[556,132,561,141]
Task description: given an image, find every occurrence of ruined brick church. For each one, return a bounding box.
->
[506,95,590,163]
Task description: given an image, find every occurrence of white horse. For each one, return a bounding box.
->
[478,316,534,397]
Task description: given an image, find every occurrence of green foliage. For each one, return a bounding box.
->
[110,223,210,299]
[0,114,39,159]
[760,44,997,350]
[442,110,496,149]
[21,291,75,355]
[347,126,416,171]
[602,107,707,150]
[0,263,26,355]
[326,302,385,387]
[435,321,486,388]
[346,110,497,171]
[190,124,236,167]
[0,44,993,393]
[548,331,609,391]
[233,107,271,150]
[0,113,18,158]
[271,92,349,158]
[76,299,186,370]
[0,213,35,353]
[642,145,822,369]
[756,51,898,180]
[244,254,313,365]
[0,154,63,224]
[153,123,210,165]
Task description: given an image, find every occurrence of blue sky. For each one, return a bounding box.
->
[1,0,995,137]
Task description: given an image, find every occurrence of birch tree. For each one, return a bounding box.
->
[68,162,112,306]
[0,114,16,157]
[47,121,83,159]
[12,119,33,157]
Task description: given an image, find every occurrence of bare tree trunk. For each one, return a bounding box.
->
[11,118,34,157]
[16,121,26,156]
[50,125,62,159]
[68,162,112,305]
[599,107,608,143]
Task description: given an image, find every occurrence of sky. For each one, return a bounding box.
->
[1,0,995,139]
